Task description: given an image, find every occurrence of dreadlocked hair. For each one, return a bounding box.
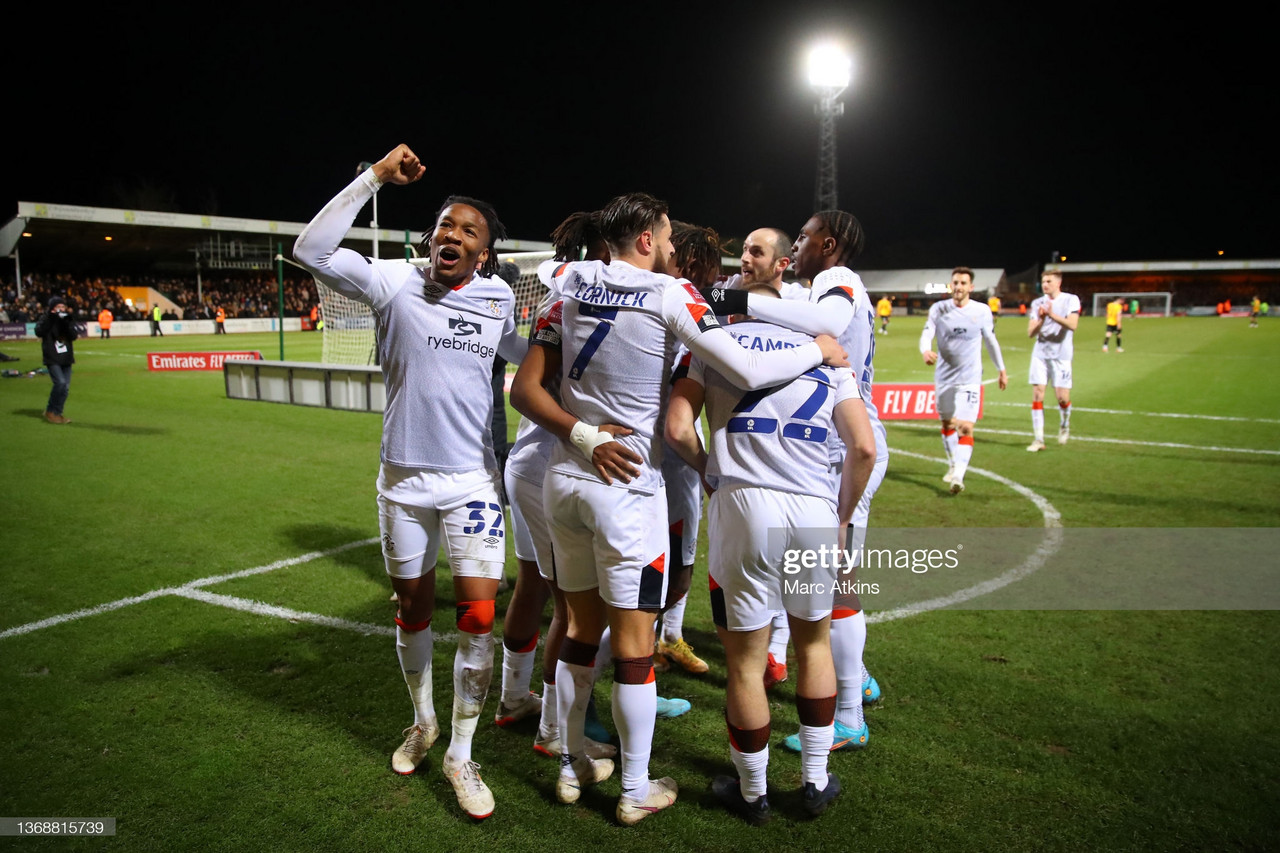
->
[811,210,867,268]
[417,195,509,278]
[550,211,605,262]
[670,220,723,285]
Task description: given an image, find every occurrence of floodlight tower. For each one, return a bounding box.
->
[357,161,379,258]
[808,44,852,212]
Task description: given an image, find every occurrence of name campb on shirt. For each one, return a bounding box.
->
[731,333,800,352]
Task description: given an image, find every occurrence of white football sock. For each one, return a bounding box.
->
[613,680,657,801]
[831,610,866,729]
[446,629,494,764]
[730,745,770,801]
[396,622,436,729]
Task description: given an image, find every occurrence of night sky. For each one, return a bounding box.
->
[8,2,1273,273]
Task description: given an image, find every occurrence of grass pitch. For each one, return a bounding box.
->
[1,315,1277,851]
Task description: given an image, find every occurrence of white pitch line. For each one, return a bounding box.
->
[184,539,379,589]
[982,400,1280,425]
[0,589,179,640]
[868,448,1063,624]
[888,421,1280,456]
[172,589,397,637]
[0,538,380,641]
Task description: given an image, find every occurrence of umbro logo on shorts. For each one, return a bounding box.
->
[383,533,395,553]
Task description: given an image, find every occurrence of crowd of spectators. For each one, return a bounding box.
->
[0,271,318,324]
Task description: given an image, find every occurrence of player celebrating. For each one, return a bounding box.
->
[511,191,847,826]
[1103,296,1124,351]
[1027,271,1080,451]
[294,144,527,820]
[702,210,889,752]
[665,285,877,824]
[653,221,724,677]
[919,266,1008,494]
[495,211,617,762]
[726,226,799,687]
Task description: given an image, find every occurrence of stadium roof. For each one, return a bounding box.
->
[858,268,1006,296]
[1047,260,1280,273]
[3,201,553,278]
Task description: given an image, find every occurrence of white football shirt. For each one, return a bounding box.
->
[1030,292,1082,361]
[920,298,1006,388]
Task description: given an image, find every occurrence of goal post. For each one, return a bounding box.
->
[1091,292,1172,317]
[302,249,558,368]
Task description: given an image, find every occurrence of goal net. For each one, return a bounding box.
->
[312,250,557,367]
[1091,292,1172,317]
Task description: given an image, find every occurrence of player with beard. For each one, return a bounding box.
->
[294,143,526,820]
[719,226,803,687]
[701,211,888,752]
[512,192,847,825]
[920,266,1008,494]
[665,283,877,822]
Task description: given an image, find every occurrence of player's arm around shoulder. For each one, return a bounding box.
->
[662,281,836,390]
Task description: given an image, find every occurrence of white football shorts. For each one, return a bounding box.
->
[505,467,556,582]
[707,484,838,632]
[663,455,703,568]
[376,465,506,580]
[1028,356,1073,389]
[935,383,982,422]
[544,471,669,610]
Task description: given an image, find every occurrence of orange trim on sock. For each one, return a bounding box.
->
[456,600,495,634]
[1060,401,1071,409]
[958,435,974,446]
[832,606,861,619]
[941,428,956,436]
[395,614,431,632]
[1032,401,1044,410]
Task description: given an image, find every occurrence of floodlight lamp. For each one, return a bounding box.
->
[808,44,852,91]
